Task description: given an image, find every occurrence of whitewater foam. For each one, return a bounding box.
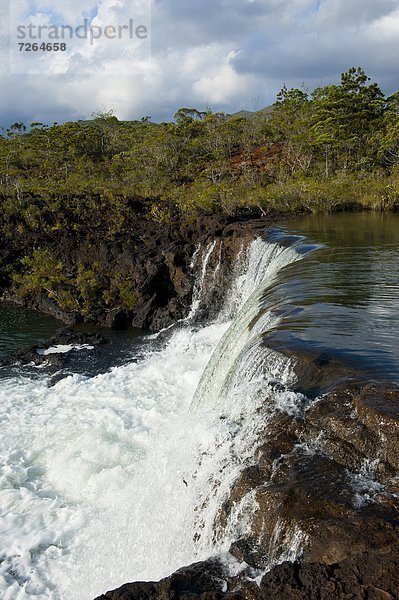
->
[0,232,306,599]
[36,345,94,356]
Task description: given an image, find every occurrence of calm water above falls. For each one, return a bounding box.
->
[262,213,399,383]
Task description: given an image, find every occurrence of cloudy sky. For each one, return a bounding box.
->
[0,0,399,125]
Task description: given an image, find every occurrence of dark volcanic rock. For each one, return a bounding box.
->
[259,545,399,599]
[301,383,399,482]
[221,379,399,570]
[94,560,233,600]
[95,542,399,599]
[0,327,109,373]
[95,376,399,600]
[126,217,265,331]
[105,308,133,329]
[51,328,108,347]
[1,215,275,332]
[36,295,84,325]
[1,290,83,326]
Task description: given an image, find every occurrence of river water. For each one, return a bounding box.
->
[0,213,398,599]
[269,212,399,382]
[0,304,61,360]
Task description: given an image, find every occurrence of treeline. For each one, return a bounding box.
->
[1,67,399,233]
[1,66,398,320]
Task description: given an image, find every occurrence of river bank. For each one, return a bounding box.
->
[0,211,283,332]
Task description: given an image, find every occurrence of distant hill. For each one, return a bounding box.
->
[228,106,274,120]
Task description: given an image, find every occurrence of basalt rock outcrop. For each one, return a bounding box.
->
[1,214,275,332]
[0,327,137,384]
[0,328,108,368]
[219,380,399,569]
[96,542,399,600]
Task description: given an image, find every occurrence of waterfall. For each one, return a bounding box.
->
[191,237,301,412]
[180,233,309,565]
[188,240,218,319]
[0,231,311,600]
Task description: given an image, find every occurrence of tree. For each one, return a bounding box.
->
[174,108,208,125]
[376,92,399,166]
[7,122,27,137]
[269,86,315,177]
[311,67,385,171]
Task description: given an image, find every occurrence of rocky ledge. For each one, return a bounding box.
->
[0,328,108,367]
[1,215,276,332]
[95,350,399,599]
[96,545,399,599]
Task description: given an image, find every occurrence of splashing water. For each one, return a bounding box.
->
[0,232,306,599]
[188,240,218,319]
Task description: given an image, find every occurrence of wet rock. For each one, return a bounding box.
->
[354,385,399,470]
[94,542,399,599]
[2,290,84,326]
[220,379,399,570]
[104,309,133,329]
[94,560,233,600]
[263,338,359,398]
[259,543,399,599]
[128,217,263,331]
[302,383,399,482]
[51,328,108,347]
[35,295,83,325]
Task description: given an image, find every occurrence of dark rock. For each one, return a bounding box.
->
[94,542,399,599]
[35,295,83,325]
[1,291,83,325]
[127,217,262,331]
[104,309,133,329]
[259,544,399,599]
[301,383,399,482]
[51,328,108,347]
[94,560,234,600]
[1,215,276,332]
[131,294,157,329]
[218,378,399,572]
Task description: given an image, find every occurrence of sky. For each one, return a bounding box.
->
[0,0,399,125]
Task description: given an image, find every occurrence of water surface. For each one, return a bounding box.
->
[0,303,61,358]
[261,213,399,383]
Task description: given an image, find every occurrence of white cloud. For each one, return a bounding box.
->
[191,49,254,104]
[0,0,399,125]
[370,8,399,40]
[314,0,398,27]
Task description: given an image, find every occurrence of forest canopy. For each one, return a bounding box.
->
[1,66,399,235]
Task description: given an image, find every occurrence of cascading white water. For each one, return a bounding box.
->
[188,240,218,319]
[0,233,306,600]
[191,238,301,412]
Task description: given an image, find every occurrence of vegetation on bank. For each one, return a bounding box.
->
[0,67,398,319]
[1,67,399,222]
